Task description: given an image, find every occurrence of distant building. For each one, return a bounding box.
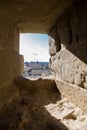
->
[27,62,43,70]
[31,69,47,76]
[23,61,52,78]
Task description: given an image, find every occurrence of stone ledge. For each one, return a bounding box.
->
[55,79,87,113]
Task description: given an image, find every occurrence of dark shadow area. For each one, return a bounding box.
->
[62,0,87,65]
[0,77,69,130]
[14,76,61,105]
[52,0,87,65]
[66,41,87,65]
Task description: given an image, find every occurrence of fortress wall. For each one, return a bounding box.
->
[49,0,87,111]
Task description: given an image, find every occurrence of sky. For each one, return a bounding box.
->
[19,33,50,62]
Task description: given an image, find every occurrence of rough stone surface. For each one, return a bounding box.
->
[50,47,87,88]
[45,97,87,130]
[0,7,19,52]
[0,8,24,86]
[0,82,19,110]
[48,26,61,56]
[55,80,87,114]
[0,77,87,130]
[0,0,73,33]
[0,0,87,125]
[0,77,69,130]
[0,49,23,85]
[50,0,87,89]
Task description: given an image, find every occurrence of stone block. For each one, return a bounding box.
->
[49,26,61,56]
[55,80,87,113]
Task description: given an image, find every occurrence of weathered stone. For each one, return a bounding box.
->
[55,80,87,113]
[0,82,19,110]
[74,73,86,88]
[49,36,56,56]
[83,83,87,89]
[56,11,71,45]
[0,0,87,122]
[49,36,61,56]
[0,49,23,85]
[0,0,73,33]
[50,0,87,88]
[0,8,24,86]
[49,26,61,56]
[83,75,87,89]
[50,46,87,87]
[0,77,69,130]
[0,7,19,52]
[74,74,83,87]
[70,2,79,43]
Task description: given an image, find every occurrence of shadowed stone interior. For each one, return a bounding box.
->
[0,0,73,33]
[0,0,87,129]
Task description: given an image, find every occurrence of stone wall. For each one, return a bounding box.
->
[49,0,87,111]
[49,0,87,89]
[55,80,87,113]
[0,6,24,85]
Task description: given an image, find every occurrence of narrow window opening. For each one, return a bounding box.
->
[20,33,52,79]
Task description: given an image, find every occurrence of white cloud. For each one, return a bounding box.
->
[19,34,50,62]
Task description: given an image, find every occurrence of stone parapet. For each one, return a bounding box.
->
[55,79,87,113]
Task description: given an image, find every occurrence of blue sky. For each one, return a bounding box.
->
[20,33,50,62]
